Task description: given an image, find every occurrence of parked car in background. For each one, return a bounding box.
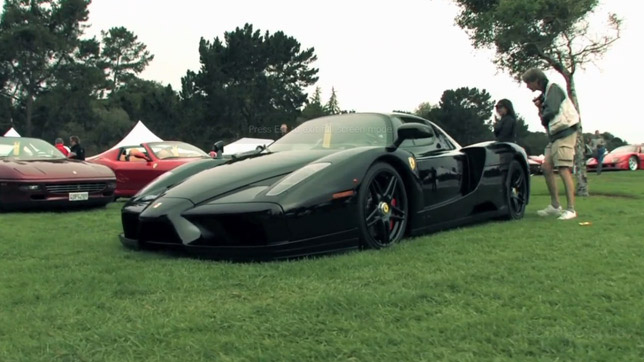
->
[586,144,643,171]
[88,141,211,197]
[528,154,544,175]
[0,137,116,210]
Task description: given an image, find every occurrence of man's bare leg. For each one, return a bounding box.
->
[558,166,575,210]
[542,160,560,208]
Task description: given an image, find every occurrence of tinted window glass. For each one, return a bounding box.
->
[269,114,391,152]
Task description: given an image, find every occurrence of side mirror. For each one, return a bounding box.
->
[213,141,224,153]
[212,141,225,158]
[389,123,434,150]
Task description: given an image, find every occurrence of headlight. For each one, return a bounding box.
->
[139,194,160,202]
[266,162,331,196]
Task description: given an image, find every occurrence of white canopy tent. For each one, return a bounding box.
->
[223,137,274,155]
[3,127,20,137]
[87,121,163,160]
[108,121,162,150]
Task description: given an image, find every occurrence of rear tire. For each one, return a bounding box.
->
[504,160,528,220]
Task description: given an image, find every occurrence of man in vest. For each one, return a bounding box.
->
[522,68,580,220]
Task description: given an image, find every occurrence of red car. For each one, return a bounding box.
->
[88,141,211,197]
[586,144,643,171]
[528,154,544,175]
[0,137,116,210]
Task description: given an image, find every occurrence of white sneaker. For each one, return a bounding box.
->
[537,204,563,217]
[558,210,577,220]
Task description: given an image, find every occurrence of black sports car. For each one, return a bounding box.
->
[120,113,530,260]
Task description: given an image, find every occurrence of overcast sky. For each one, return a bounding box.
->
[5,0,643,143]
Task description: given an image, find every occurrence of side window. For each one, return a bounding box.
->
[432,125,455,151]
[118,147,148,162]
[411,130,436,147]
[399,139,416,148]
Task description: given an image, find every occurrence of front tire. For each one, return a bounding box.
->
[628,156,638,171]
[357,162,408,249]
[504,160,528,220]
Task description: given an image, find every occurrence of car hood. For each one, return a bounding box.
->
[163,150,332,205]
[0,159,115,180]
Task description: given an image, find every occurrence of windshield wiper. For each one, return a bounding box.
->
[228,147,271,163]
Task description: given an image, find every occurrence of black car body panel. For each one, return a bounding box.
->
[120,113,530,260]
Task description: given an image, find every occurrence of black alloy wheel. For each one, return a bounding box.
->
[505,160,528,220]
[357,163,408,249]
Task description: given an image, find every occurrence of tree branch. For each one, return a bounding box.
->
[532,45,566,76]
[562,30,576,75]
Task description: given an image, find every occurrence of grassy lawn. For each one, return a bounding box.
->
[1,172,643,361]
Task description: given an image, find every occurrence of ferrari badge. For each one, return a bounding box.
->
[408,157,416,170]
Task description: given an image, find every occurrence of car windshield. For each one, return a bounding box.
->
[268,114,391,152]
[610,145,637,154]
[147,142,209,160]
[0,137,67,160]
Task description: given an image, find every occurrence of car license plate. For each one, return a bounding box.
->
[69,192,89,201]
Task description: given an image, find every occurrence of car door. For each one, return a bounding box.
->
[397,118,466,209]
[113,146,158,193]
[140,143,169,182]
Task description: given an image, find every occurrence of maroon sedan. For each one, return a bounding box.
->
[88,141,211,197]
[0,137,116,211]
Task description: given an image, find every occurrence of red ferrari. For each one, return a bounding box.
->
[88,141,211,197]
[528,154,544,175]
[0,137,116,210]
[586,144,643,171]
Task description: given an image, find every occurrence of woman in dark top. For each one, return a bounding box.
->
[493,99,517,143]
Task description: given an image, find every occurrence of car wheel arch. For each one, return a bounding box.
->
[514,155,530,197]
[370,154,421,235]
[502,154,531,206]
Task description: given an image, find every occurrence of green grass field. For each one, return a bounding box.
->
[1,172,643,361]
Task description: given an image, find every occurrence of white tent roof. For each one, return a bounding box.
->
[109,120,162,150]
[3,127,20,137]
[223,137,274,155]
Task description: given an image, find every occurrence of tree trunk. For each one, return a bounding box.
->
[25,93,34,137]
[565,79,589,197]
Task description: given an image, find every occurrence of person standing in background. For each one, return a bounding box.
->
[493,99,518,143]
[54,138,69,157]
[69,136,85,160]
[590,130,606,175]
[279,123,289,139]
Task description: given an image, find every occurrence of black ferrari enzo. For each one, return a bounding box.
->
[120,113,529,260]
